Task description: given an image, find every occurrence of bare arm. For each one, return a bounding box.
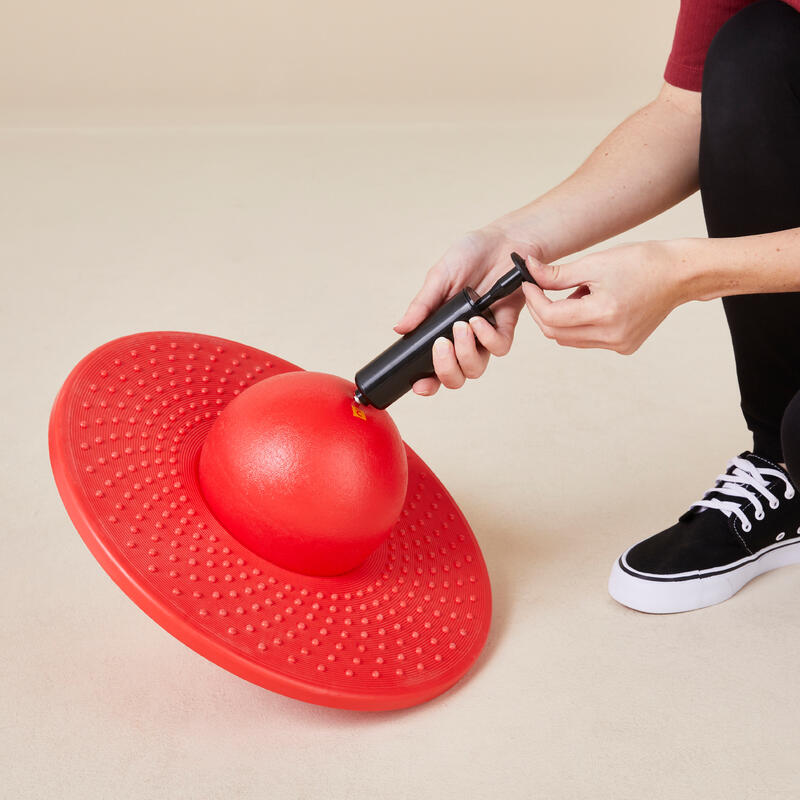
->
[493,82,702,263]
[681,229,800,297]
[515,85,800,355]
[396,82,702,393]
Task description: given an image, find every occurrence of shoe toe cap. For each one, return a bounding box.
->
[621,516,750,576]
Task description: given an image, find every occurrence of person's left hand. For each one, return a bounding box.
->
[522,240,689,354]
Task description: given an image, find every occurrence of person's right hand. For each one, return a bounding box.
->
[394,226,545,396]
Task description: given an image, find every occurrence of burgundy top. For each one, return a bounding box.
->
[665,0,800,90]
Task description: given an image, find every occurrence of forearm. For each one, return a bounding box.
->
[492,83,702,263]
[676,228,800,301]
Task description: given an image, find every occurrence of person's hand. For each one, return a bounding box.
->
[394,227,545,396]
[522,240,688,354]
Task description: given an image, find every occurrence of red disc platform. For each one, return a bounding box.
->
[49,332,492,711]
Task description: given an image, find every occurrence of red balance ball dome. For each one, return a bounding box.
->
[198,371,408,576]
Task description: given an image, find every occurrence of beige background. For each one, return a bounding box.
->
[3,3,798,800]
[0,0,676,123]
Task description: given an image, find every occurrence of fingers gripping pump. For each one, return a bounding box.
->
[354,252,537,409]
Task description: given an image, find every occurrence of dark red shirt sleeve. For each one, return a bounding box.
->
[664,0,752,90]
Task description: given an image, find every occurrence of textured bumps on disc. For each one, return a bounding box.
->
[198,371,409,576]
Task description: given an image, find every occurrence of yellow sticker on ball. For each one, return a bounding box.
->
[351,404,367,421]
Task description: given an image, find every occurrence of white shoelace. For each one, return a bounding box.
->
[690,456,795,532]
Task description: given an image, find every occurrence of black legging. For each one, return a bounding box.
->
[699,0,800,477]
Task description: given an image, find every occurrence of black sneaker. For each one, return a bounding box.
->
[608,452,800,613]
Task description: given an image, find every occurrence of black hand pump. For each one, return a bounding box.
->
[354,252,537,409]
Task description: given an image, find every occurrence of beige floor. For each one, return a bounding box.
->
[2,116,797,800]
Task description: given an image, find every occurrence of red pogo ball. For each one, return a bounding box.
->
[49,332,492,710]
[198,371,408,577]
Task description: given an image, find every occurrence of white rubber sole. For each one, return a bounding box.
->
[608,538,800,614]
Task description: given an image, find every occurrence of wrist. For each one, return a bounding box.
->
[669,237,757,303]
[666,237,727,304]
[482,214,554,262]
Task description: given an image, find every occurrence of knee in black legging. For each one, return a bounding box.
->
[700,0,800,234]
[702,0,800,113]
[781,391,800,482]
